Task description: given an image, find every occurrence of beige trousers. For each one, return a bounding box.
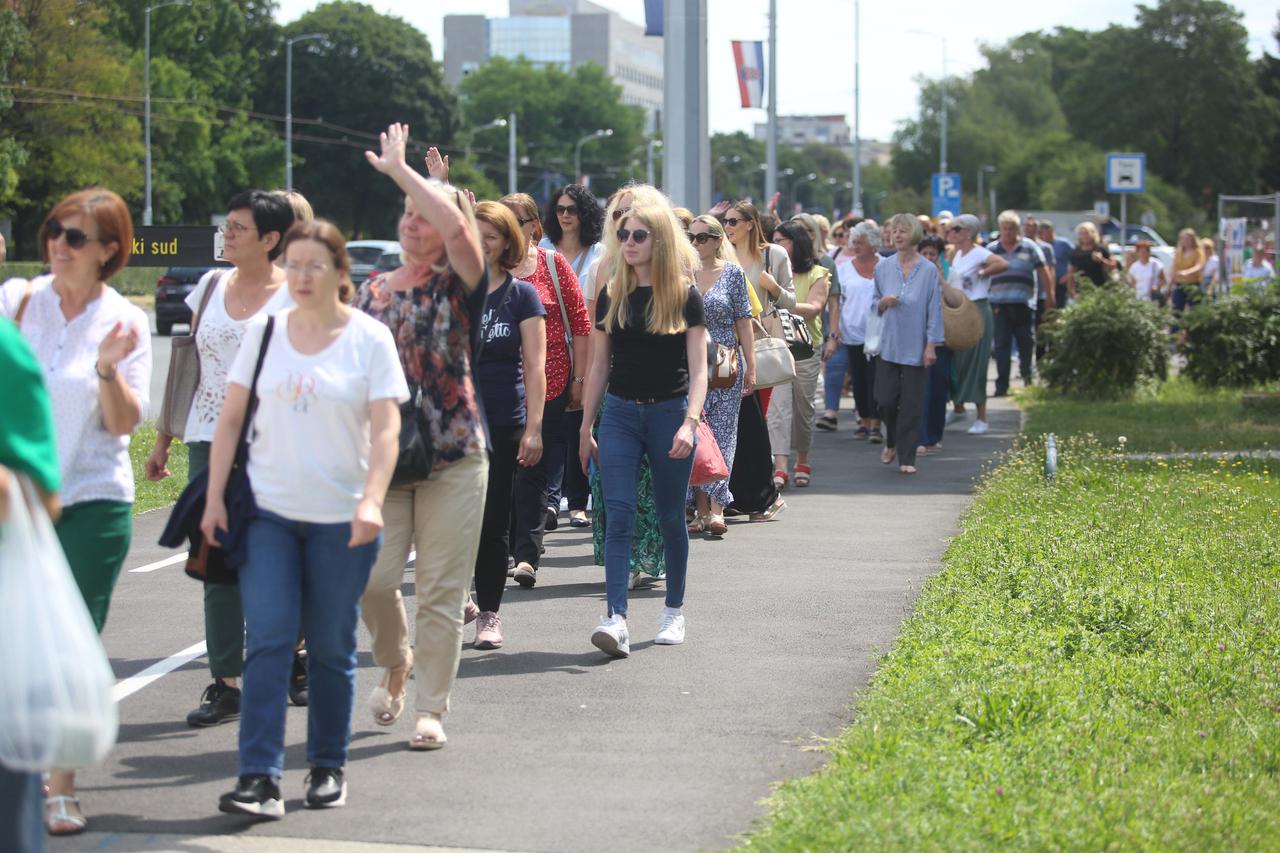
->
[767,355,822,458]
[360,452,488,715]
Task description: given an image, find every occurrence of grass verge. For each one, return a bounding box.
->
[3,261,157,296]
[129,424,188,516]
[740,437,1280,850]
[1020,378,1280,452]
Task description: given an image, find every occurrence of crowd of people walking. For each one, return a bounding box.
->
[12,117,1223,841]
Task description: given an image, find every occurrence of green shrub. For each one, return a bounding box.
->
[1,261,157,296]
[1041,283,1169,399]
[1181,285,1280,388]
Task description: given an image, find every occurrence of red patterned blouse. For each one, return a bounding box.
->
[529,248,592,400]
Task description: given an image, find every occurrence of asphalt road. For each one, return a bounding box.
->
[146,310,179,417]
[52,395,1017,853]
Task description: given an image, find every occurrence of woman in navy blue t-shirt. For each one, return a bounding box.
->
[470,202,547,650]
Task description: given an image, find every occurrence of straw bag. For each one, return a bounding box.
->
[941,286,983,352]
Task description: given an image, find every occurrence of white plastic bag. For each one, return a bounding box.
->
[0,475,118,771]
[864,307,884,357]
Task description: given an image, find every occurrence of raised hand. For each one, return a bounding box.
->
[707,200,731,217]
[364,123,410,175]
[98,321,138,372]
[425,146,450,181]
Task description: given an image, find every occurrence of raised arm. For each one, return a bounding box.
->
[366,123,483,290]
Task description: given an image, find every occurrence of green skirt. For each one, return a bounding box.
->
[951,298,994,405]
[55,500,133,632]
[590,458,666,578]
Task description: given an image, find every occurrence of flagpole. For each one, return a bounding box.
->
[852,0,862,216]
[765,0,777,203]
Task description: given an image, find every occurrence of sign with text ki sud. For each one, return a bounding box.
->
[127,226,222,267]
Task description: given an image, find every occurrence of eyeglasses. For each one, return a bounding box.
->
[45,219,98,250]
[555,205,579,217]
[611,206,632,222]
[219,221,257,236]
[689,233,720,245]
[616,228,650,245]
[283,261,334,277]
[947,225,963,233]
[723,217,745,227]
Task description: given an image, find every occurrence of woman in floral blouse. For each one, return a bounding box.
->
[357,123,488,750]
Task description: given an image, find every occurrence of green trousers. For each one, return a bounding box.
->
[55,500,133,633]
[188,441,244,680]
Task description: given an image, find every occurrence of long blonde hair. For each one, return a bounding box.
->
[596,184,672,300]
[603,200,699,335]
[692,214,740,265]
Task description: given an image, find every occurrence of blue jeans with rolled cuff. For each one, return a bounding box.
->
[237,508,380,780]
[596,394,696,618]
[822,340,849,413]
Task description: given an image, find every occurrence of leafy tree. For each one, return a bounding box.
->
[255,1,460,237]
[1258,13,1280,192]
[5,0,143,258]
[0,8,28,215]
[457,56,646,202]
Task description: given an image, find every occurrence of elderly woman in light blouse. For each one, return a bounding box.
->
[872,213,944,475]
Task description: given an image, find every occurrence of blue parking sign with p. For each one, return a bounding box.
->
[931,172,961,218]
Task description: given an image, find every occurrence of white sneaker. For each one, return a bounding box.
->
[967,419,989,435]
[655,607,685,645]
[591,614,630,658]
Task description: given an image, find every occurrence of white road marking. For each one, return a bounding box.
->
[113,641,208,703]
[128,552,187,573]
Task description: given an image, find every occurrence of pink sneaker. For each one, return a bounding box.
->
[474,611,503,650]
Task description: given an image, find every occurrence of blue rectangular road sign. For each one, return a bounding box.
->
[1106,153,1145,193]
[931,172,961,218]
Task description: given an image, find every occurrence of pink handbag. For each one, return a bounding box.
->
[689,420,729,486]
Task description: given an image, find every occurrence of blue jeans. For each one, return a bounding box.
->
[0,764,41,853]
[597,394,696,618]
[921,346,953,447]
[822,341,849,413]
[238,509,380,779]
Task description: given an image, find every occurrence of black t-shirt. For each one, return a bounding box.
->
[477,276,546,427]
[595,284,705,401]
[1069,244,1111,286]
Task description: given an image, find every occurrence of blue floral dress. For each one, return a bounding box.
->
[691,263,752,508]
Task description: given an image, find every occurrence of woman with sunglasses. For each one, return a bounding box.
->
[686,214,753,536]
[469,201,547,649]
[579,200,707,657]
[145,190,296,730]
[537,184,602,534]
[767,221,829,489]
[499,193,592,589]
[1,188,150,837]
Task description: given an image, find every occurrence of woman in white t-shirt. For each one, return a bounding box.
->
[946,214,1008,435]
[146,189,296,730]
[1126,240,1168,304]
[2,188,151,838]
[829,220,883,440]
[203,221,407,819]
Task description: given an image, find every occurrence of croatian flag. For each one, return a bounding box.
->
[732,41,765,109]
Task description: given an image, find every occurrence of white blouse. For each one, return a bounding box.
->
[182,270,293,443]
[1,275,151,506]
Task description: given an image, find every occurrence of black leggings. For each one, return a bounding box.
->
[475,424,522,613]
[844,344,878,420]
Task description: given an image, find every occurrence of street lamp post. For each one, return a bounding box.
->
[648,139,664,187]
[286,32,326,192]
[795,172,818,212]
[508,112,517,195]
[143,0,190,227]
[778,166,795,211]
[979,164,997,226]
[907,29,948,174]
[852,0,862,216]
[467,117,508,166]
[574,129,613,186]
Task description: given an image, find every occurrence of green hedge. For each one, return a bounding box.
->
[1182,285,1280,388]
[1,261,158,296]
[1041,283,1169,399]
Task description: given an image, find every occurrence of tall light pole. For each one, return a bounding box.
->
[647,139,664,187]
[795,172,817,212]
[508,112,517,195]
[574,128,613,186]
[778,166,795,212]
[979,164,996,226]
[467,117,508,164]
[143,0,190,227]
[765,0,778,201]
[852,0,862,216]
[908,29,948,174]
[285,32,326,192]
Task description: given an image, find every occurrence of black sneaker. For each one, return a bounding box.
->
[288,650,308,707]
[815,414,837,432]
[187,681,241,728]
[304,767,347,809]
[219,774,283,819]
[544,506,559,532]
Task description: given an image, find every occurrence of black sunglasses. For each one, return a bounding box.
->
[517,216,536,226]
[723,216,746,227]
[611,206,632,222]
[690,232,720,245]
[45,219,97,250]
[616,228,650,245]
[555,204,579,216]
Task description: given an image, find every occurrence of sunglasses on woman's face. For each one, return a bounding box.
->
[45,219,97,250]
[723,216,745,227]
[517,216,536,227]
[616,228,650,245]
[690,232,720,245]
[555,205,579,217]
[611,206,632,222]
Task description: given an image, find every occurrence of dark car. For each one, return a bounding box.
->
[155,266,225,335]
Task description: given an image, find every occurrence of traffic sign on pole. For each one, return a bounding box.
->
[931,172,960,218]
[1105,153,1145,194]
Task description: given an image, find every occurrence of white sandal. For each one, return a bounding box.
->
[369,651,413,727]
[409,712,447,750]
[45,795,87,837]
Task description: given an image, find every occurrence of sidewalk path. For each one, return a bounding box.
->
[54,398,1018,853]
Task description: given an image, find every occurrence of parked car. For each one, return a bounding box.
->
[155,266,225,335]
[347,240,401,286]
